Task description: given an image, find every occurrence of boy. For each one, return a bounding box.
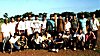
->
[17,33,28,50]
[1,19,10,53]
[77,29,85,50]
[62,32,72,50]
[9,33,20,54]
[31,32,42,50]
[52,33,63,52]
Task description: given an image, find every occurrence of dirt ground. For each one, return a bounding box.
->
[0,28,100,56]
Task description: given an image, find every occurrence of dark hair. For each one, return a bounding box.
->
[35,32,39,34]
[4,19,8,23]
[35,15,39,17]
[14,33,18,36]
[10,17,15,21]
[87,28,92,32]
[43,15,47,17]
[21,33,25,36]
[58,14,62,17]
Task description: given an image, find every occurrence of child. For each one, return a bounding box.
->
[76,29,85,50]
[52,33,63,52]
[17,33,28,50]
[85,28,96,50]
[9,33,20,54]
[1,19,10,53]
[41,31,51,49]
[62,31,72,50]
[31,32,42,50]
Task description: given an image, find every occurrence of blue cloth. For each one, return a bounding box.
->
[47,20,55,27]
[13,43,20,50]
[79,18,87,28]
[47,20,55,30]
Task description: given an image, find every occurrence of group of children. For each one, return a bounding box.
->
[1,13,99,54]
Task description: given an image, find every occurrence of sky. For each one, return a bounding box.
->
[0,0,100,18]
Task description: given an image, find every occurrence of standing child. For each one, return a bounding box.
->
[1,19,10,53]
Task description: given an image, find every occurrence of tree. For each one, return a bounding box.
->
[3,13,8,18]
[95,10,100,18]
[43,12,47,16]
[39,13,43,18]
[84,12,90,18]
[77,12,84,18]
[61,12,75,17]
[0,18,4,23]
[22,12,34,17]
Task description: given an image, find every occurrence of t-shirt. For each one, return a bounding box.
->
[71,19,79,29]
[1,23,10,37]
[32,20,41,33]
[42,33,51,41]
[46,20,55,31]
[90,18,99,31]
[18,21,26,30]
[41,20,47,29]
[62,34,72,39]
[57,19,64,32]
[79,18,87,29]
[25,20,33,34]
[65,22,71,31]
[9,22,16,36]
[77,34,85,42]
[34,36,43,44]
[9,36,20,43]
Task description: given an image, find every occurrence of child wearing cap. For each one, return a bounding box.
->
[52,33,63,52]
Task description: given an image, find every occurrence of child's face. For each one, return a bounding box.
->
[80,30,83,34]
[45,32,48,35]
[58,35,62,38]
[89,31,92,34]
[14,35,17,38]
[11,18,15,22]
[36,33,39,38]
[22,35,25,39]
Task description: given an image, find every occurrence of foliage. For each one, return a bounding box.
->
[0,9,100,20]
[0,18,4,23]
[3,13,8,18]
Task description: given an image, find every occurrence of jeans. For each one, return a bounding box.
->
[10,42,20,51]
[63,38,70,48]
[54,43,63,49]
[72,37,78,48]
[2,36,10,51]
